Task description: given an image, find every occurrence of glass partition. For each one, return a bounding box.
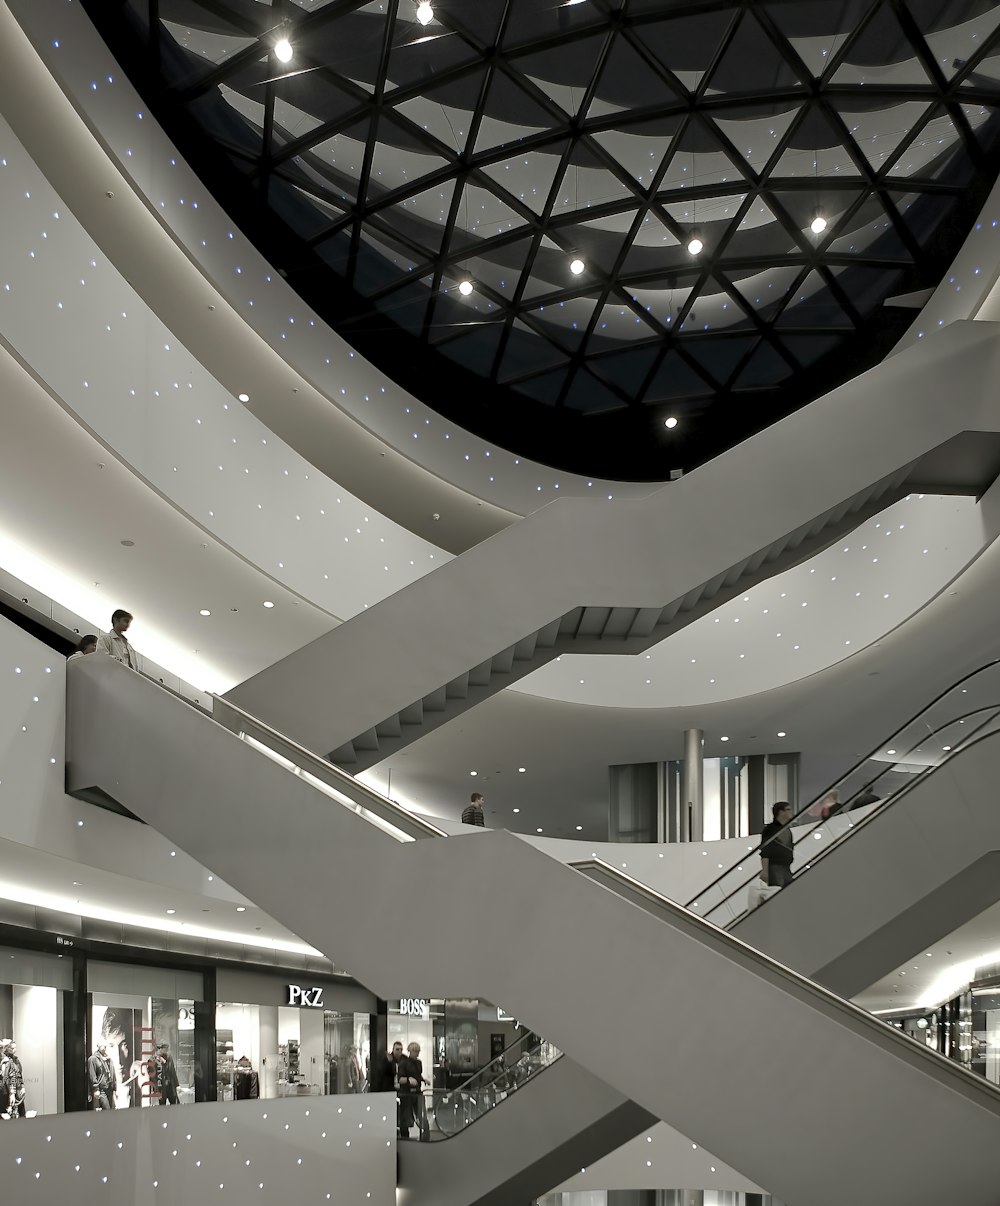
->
[685,660,1000,928]
[426,1029,561,1140]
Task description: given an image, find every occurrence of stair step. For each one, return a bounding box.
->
[559,608,585,636]
[353,727,380,753]
[576,607,611,637]
[330,741,357,766]
[492,646,516,674]
[375,715,401,740]
[399,701,424,726]
[469,659,493,687]
[627,608,662,639]
[513,632,538,661]
[423,686,447,713]
[445,673,470,700]
[535,618,563,648]
[602,607,637,638]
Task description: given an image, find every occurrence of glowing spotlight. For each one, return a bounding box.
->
[415,1,434,24]
[687,230,704,255]
[569,257,585,276]
[664,416,678,429]
[458,279,474,296]
[274,38,293,63]
[810,210,828,235]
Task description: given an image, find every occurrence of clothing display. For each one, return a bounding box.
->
[87,1048,116,1111]
[233,1056,259,1100]
[154,1050,180,1105]
[1,1050,25,1119]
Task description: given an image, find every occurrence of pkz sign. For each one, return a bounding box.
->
[286,984,325,1008]
[399,998,429,1019]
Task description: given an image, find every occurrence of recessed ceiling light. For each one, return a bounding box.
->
[536,827,543,833]
[415,0,434,24]
[512,808,520,813]
[120,539,135,547]
[575,825,583,831]
[886,749,896,755]
[569,257,585,275]
[777,731,786,737]
[236,906,246,912]
[664,416,678,429]
[720,736,729,742]
[517,767,526,773]
[237,393,250,403]
[263,601,274,608]
[274,38,293,63]
[166,909,176,915]
[469,770,478,777]
[458,279,474,296]
[199,609,211,617]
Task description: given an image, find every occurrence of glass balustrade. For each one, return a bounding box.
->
[420,1029,562,1140]
[686,659,1000,928]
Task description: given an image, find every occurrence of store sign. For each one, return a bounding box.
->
[286,984,325,1008]
[399,998,429,1019]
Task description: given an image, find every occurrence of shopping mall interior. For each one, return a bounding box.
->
[1,1,1000,1203]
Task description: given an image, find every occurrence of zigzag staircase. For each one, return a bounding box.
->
[225,321,1000,769]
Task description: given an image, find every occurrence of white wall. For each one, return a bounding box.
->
[0,1092,395,1206]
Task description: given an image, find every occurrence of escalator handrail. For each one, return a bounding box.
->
[684,657,1000,911]
[714,714,1000,923]
[209,693,448,839]
[570,856,1000,1109]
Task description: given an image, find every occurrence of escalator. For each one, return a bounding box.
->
[692,660,1000,997]
[66,654,1000,1206]
[395,1031,655,1206]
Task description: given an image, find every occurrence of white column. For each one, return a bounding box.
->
[683,728,704,841]
[12,985,59,1116]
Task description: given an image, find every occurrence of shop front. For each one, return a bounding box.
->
[86,960,204,1108]
[0,945,72,1117]
[215,968,375,1101]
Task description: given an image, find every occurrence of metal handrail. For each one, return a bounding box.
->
[693,702,1000,922]
[685,658,1000,912]
[569,856,1000,1106]
[210,693,447,840]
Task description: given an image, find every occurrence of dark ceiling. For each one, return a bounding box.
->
[90,0,1000,479]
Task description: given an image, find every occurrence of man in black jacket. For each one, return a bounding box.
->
[760,801,795,888]
[397,1042,428,1139]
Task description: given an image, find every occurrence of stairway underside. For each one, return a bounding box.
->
[224,322,1000,771]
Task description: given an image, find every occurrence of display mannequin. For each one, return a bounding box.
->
[155,1044,180,1105]
[87,1043,116,1111]
[2,1042,26,1119]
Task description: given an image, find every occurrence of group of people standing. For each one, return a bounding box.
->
[375,1040,429,1139]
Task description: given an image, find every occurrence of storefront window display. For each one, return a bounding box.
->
[215,969,375,1102]
[0,946,70,1118]
[86,961,203,1108]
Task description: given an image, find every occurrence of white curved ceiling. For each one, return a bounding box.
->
[0,110,447,627]
[13,2,654,518]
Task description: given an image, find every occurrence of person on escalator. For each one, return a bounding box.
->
[760,801,795,888]
[67,634,98,662]
[96,609,137,669]
[461,792,486,826]
[397,1042,429,1140]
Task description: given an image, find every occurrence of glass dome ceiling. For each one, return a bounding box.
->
[93,0,1000,478]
